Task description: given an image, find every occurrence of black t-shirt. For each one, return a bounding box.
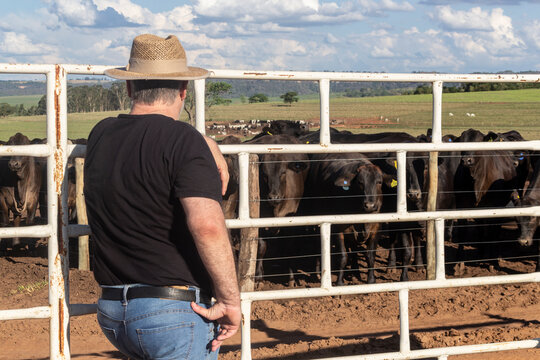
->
[84,113,222,293]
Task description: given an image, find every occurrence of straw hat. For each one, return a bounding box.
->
[105,34,209,80]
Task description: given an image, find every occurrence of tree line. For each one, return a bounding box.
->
[411,81,540,95]
[2,78,539,118]
[0,82,130,117]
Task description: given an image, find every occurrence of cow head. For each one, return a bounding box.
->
[517,216,539,247]
[333,161,383,214]
[260,152,309,217]
[7,133,31,178]
[268,120,310,137]
[458,128,485,168]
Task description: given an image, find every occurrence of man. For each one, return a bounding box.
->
[84,34,241,360]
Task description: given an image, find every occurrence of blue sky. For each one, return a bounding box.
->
[1,0,540,75]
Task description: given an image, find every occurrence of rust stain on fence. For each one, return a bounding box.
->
[57,194,66,256]
[58,298,65,356]
[243,72,268,76]
[54,65,63,149]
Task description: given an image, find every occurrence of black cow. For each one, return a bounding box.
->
[252,120,310,140]
[0,133,42,249]
[300,152,387,285]
[516,153,540,271]
[218,135,242,220]
[451,128,486,257]
[456,131,521,270]
[339,132,428,281]
[242,134,310,283]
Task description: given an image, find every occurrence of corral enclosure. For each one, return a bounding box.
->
[1,67,540,360]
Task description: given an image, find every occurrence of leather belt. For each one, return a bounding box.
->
[101,286,213,305]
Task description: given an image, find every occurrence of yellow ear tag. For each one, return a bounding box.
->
[267,131,273,135]
[306,141,310,144]
[393,160,397,168]
[488,138,493,142]
[391,179,398,188]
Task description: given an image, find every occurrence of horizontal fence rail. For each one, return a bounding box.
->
[1,63,540,360]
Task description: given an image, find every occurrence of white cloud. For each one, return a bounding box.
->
[349,27,465,72]
[404,27,420,35]
[358,0,414,15]
[194,0,319,20]
[326,33,340,44]
[523,20,540,50]
[447,32,487,57]
[191,0,365,26]
[432,6,525,56]
[432,6,492,31]
[45,0,98,26]
[0,32,54,55]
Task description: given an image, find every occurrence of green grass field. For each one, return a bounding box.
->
[1,88,539,141]
[0,94,42,107]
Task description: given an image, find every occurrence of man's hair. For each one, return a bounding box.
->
[129,80,188,105]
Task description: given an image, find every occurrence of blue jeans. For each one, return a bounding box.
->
[97,284,218,360]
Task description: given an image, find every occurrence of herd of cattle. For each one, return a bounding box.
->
[0,121,539,286]
[218,121,540,285]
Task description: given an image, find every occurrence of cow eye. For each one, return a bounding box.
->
[288,162,307,172]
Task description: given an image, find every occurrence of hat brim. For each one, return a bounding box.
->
[104,66,209,80]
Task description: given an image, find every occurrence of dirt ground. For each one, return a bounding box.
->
[0,235,539,360]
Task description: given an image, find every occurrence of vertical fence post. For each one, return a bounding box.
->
[397,151,407,214]
[319,78,330,146]
[75,158,89,271]
[435,218,446,280]
[320,223,332,289]
[240,300,253,360]
[427,80,443,280]
[194,79,206,134]
[399,288,410,354]
[238,153,260,292]
[47,65,70,359]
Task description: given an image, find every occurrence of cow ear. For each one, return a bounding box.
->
[334,174,355,189]
[288,161,307,173]
[382,173,397,188]
[484,131,499,142]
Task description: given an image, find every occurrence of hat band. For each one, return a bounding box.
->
[126,57,188,74]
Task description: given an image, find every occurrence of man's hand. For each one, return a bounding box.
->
[204,136,229,196]
[191,301,242,352]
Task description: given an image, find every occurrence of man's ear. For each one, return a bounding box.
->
[180,88,187,101]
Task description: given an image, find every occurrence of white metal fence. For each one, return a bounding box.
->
[0,64,540,360]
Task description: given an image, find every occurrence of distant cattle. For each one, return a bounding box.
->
[0,133,42,249]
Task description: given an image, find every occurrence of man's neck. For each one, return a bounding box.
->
[130,101,181,120]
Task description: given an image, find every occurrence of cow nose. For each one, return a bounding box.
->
[407,189,421,200]
[268,192,282,203]
[364,201,377,213]
[464,157,474,166]
[518,238,533,247]
[9,160,21,170]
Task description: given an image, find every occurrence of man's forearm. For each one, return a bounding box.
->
[181,197,240,305]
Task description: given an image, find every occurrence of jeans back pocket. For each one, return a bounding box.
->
[137,322,195,360]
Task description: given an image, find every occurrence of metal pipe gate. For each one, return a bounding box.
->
[0,64,540,360]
